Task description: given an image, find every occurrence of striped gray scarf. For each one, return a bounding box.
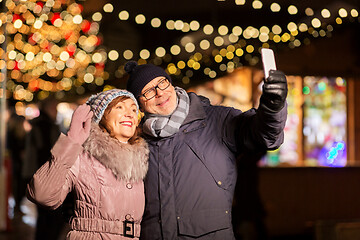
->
[143,87,190,138]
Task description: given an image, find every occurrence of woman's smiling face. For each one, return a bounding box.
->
[104,97,139,142]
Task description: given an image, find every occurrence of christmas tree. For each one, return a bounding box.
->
[3,0,106,103]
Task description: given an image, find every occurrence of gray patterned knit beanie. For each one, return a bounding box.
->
[86,89,139,123]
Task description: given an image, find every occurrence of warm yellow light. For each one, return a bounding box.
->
[177,61,186,69]
[204,68,211,75]
[56,61,65,70]
[92,12,102,21]
[226,52,234,59]
[180,36,192,46]
[235,0,245,5]
[140,49,150,59]
[151,18,161,28]
[194,52,202,61]
[305,8,314,16]
[59,51,70,61]
[311,18,321,28]
[187,59,195,68]
[288,5,298,15]
[108,50,119,61]
[155,47,166,57]
[209,71,217,78]
[294,39,301,47]
[338,8,348,18]
[291,30,298,36]
[273,35,281,43]
[170,45,181,55]
[203,24,214,35]
[321,9,331,18]
[84,73,94,83]
[14,19,23,29]
[193,62,200,70]
[235,48,244,56]
[95,77,104,86]
[229,34,239,43]
[182,76,190,84]
[185,43,195,53]
[119,11,129,20]
[174,20,184,30]
[66,58,76,68]
[351,9,359,17]
[270,3,280,12]
[43,52,52,62]
[103,3,114,13]
[25,52,34,61]
[34,20,43,29]
[40,14,48,22]
[232,26,242,36]
[8,50,17,60]
[252,0,262,9]
[73,15,83,24]
[319,30,326,37]
[166,20,175,30]
[17,60,25,70]
[214,55,223,63]
[246,45,254,53]
[200,39,210,50]
[218,25,228,35]
[76,51,87,62]
[299,23,308,32]
[190,21,200,31]
[167,64,177,74]
[214,36,224,46]
[272,25,282,34]
[91,52,102,63]
[219,64,227,71]
[219,49,227,57]
[181,23,190,32]
[123,50,133,60]
[135,14,146,24]
[259,26,270,34]
[287,22,297,32]
[281,33,291,42]
[336,17,342,24]
[259,33,269,42]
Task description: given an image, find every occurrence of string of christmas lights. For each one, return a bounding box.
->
[0,0,359,103]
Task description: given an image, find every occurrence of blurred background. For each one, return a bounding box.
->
[1,0,360,239]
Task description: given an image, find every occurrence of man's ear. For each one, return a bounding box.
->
[139,103,145,112]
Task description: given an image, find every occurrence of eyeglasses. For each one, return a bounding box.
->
[141,78,170,100]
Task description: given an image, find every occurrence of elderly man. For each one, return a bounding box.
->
[125,61,287,240]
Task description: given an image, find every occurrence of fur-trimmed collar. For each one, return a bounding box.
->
[83,123,149,182]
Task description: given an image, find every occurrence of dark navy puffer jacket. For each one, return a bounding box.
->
[140,92,287,240]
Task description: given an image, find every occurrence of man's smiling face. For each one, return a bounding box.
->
[139,76,178,116]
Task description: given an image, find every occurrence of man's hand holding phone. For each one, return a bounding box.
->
[260,48,288,112]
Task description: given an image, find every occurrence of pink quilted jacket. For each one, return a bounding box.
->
[27,124,149,239]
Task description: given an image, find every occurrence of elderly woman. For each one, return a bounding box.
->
[27,89,149,239]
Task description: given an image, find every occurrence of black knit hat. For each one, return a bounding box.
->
[125,61,172,99]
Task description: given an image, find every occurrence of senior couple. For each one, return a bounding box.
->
[27,60,288,240]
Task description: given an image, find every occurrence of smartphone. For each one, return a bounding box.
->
[261,48,277,80]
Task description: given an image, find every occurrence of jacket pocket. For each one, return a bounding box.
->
[184,140,236,191]
[177,209,231,237]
